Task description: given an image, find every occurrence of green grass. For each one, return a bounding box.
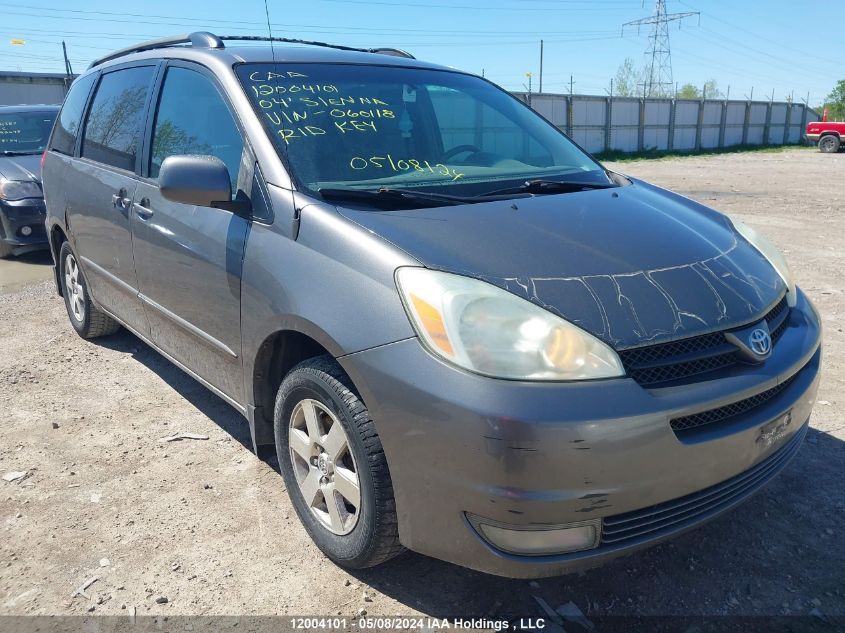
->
[595,143,815,163]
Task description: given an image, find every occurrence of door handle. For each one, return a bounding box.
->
[111,188,131,211]
[134,198,154,220]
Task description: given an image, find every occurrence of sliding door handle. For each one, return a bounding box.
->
[134,198,154,220]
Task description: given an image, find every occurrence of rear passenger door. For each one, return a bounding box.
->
[131,63,250,404]
[70,63,158,332]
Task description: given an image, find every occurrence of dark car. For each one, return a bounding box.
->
[0,104,58,257]
[41,32,821,578]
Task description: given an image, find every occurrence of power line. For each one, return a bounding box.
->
[678,0,842,68]
[684,27,839,83]
[309,0,641,10]
[0,7,624,38]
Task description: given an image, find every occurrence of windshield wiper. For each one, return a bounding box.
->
[1,150,41,156]
[318,186,528,209]
[479,179,618,197]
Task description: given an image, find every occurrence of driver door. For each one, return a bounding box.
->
[131,63,250,404]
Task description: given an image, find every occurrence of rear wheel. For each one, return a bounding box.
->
[274,355,404,568]
[59,241,120,339]
[819,135,840,153]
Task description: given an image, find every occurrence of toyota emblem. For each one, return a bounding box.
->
[748,328,772,356]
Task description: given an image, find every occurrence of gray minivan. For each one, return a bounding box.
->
[42,32,821,578]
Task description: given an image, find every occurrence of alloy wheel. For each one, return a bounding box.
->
[64,253,85,322]
[288,398,361,535]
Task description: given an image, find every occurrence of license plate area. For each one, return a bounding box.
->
[756,409,793,451]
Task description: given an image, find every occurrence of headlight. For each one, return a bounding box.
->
[0,180,42,201]
[395,267,625,381]
[732,220,796,307]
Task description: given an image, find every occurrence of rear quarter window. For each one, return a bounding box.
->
[50,73,97,156]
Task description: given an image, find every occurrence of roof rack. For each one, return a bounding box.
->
[218,35,415,59]
[89,32,223,69]
[88,31,414,69]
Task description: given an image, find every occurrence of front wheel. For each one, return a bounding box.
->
[274,356,404,568]
[59,241,120,339]
[819,135,840,153]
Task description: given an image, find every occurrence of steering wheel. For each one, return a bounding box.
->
[441,144,481,163]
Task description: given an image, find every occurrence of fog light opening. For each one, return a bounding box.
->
[20,225,32,237]
[468,514,601,556]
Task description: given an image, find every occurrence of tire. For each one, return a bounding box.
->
[274,355,404,569]
[59,241,120,339]
[819,135,840,153]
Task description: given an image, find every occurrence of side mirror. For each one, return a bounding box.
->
[159,155,249,214]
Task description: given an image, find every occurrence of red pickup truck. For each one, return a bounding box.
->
[806,117,844,153]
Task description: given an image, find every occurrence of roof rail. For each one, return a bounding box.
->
[87,31,415,69]
[88,32,223,69]
[370,47,416,59]
[217,35,415,59]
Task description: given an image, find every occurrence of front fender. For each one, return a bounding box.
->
[240,199,420,410]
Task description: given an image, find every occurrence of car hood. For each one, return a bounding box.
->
[336,178,786,349]
[0,153,42,183]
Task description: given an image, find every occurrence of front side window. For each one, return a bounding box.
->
[81,65,155,171]
[50,73,96,156]
[150,67,243,193]
[0,109,57,155]
[236,62,608,199]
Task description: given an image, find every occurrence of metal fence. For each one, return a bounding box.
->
[514,92,820,155]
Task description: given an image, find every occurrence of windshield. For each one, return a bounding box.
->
[0,110,57,154]
[236,63,610,198]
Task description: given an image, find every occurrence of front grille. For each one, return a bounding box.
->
[670,374,797,432]
[626,350,739,385]
[619,295,790,386]
[600,423,806,547]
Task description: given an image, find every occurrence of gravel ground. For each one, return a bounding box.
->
[0,148,842,625]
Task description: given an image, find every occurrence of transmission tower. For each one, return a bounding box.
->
[623,0,698,98]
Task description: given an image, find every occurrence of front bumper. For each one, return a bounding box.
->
[340,290,821,577]
[0,197,48,253]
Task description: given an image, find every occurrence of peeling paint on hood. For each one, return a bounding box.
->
[336,178,786,349]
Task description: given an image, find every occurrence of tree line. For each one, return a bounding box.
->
[613,57,724,99]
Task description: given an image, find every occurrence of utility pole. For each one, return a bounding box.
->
[524,72,533,106]
[622,0,699,98]
[539,40,544,94]
[569,74,574,96]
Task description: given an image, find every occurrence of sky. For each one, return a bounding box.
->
[1,0,842,105]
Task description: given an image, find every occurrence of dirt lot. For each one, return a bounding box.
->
[0,148,843,625]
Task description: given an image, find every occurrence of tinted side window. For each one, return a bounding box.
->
[81,66,156,171]
[50,73,97,155]
[150,67,243,193]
